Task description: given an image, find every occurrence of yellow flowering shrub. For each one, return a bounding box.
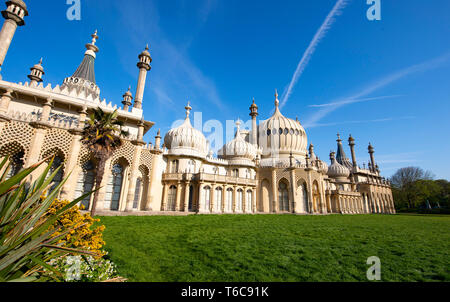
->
[45,199,106,257]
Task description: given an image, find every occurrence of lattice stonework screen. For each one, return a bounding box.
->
[0,121,35,159]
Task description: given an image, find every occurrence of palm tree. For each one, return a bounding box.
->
[81,108,129,216]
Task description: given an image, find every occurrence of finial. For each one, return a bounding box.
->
[38,57,43,65]
[145,44,149,50]
[337,133,341,141]
[157,129,161,136]
[185,101,192,118]
[91,30,98,45]
[274,89,279,108]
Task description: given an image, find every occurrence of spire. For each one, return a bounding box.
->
[185,101,192,119]
[235,119,242,138]
[348,134,357,168]
[249,97,258,117]
[62,30,100,98]
[336,133,353,169]
[274,89,279,109]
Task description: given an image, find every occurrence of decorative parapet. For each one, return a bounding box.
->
[61,76,100,100]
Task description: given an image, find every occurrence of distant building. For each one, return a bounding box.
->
[0,1,394,215]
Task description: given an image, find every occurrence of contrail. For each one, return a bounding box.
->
[280,0,349,109]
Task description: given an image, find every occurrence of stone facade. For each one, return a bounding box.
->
[0,1,394,216]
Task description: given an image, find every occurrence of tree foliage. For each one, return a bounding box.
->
[390,166,449,210]
[81,108,129,216]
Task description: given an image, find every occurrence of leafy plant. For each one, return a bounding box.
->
[0,156,96,282]
[81,108,129,216]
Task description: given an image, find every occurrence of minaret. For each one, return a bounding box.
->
[154,129,161,150]
[122,86,133,111]
[249,97,258,146]
[27,58,44,86]
[134,44,152,110]
[348,134,357,168]
[368,143,376,172]
[0,0,28,77]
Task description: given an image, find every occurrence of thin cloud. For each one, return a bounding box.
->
[113,0,226,112]
[309,95,403,108]
[304,52,450,127]
[307,116,415,128]
[280,0,349,109]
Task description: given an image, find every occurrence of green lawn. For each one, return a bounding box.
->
[97,214,450,282]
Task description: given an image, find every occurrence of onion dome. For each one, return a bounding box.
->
[137,44,152,71]
[328,151,350,180]
[218,120,257,165]
[163,102,208,158]
[258,90,308,160]
[27,58,45,84]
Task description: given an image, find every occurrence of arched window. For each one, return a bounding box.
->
[246,190,253,213]
[226,188,233,212]
[278,181,289,212]
[215,187,223,212]
[203,186,211,212]
[48,156,64,192]
[171,160,179,173]
[133,177,142,209]
[5,150,25,180]
[236,189,243,212]
[74,161,95,210]
[167,185,177,211]
[232,169,239,178]
[104,164,124,211]
[188,160,195,173]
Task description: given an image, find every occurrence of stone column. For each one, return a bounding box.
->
[175,181,182,211]
[60,107,87,200]
[0,89,13,113]
[271,169,278,213]
[289,169,297,213]
[211,184,216,212]
[94,157,112,212]
[232,186,237,213]
[184,182,190,212]
[161,183,168,211]
[252,189,257,213]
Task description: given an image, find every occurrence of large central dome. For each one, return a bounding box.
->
[258,91,308,160]
[163,102,208,159]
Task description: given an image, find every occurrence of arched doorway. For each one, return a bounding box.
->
[74,160,95,210]
[215,187,223,212]
[312,181,321,213]
[236,189,243,212]
[296,180,308,213]
[246,190,253,213]
[260,179,270,212]
[166,185,177,211]
[104,163,125,211]
[188,185,194,211]
[226,188,233,213]
[203,186,211,212]
[278,180,289,212]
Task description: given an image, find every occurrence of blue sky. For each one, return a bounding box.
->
[2,0,450,179]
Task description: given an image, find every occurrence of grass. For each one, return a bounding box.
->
[97,214,450,282]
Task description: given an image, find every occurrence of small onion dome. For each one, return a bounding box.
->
[328,151,350,180]
[139,44,152,60]
[258,90,308,159]
[163,102,208,158]
[218,120,257,161]
[32,58,44,73]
